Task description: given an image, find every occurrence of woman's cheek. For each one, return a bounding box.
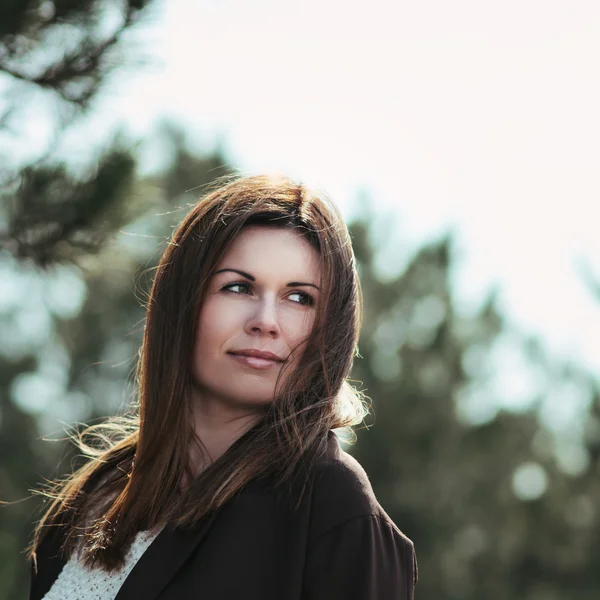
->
[283,306,314,336]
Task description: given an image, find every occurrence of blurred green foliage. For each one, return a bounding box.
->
[2,2,600,600]
[0,0,154,265]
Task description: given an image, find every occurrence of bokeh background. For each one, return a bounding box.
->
[2,1,600,598]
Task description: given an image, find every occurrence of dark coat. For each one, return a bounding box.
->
[30,431,418,600]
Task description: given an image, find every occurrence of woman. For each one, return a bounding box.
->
[29,174,418,600]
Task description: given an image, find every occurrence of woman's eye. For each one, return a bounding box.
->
[222,282,251,294]
[288,291,314,306]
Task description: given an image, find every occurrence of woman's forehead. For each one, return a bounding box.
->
[217,226,321,280]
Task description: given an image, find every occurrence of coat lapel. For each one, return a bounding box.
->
[114,509,220,600]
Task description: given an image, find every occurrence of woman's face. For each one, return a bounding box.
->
[191,225,321,411]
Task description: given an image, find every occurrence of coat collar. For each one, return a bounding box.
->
[114,509,220,600]
[114,433,340,600]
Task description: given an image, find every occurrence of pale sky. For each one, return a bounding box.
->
[7,0,600,428]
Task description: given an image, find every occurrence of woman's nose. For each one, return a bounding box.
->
[245,298,281,337]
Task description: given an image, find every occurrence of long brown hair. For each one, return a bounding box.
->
[30,173,367,571]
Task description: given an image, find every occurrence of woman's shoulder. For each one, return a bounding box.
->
[311,432,380,514]
[302,436,418,597]
[305,431,410,546]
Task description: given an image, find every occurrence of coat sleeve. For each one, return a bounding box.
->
[302,514,417,600]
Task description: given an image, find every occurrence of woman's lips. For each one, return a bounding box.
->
[228,353,282,370]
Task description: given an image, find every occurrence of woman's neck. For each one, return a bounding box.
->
[187,393,265,477]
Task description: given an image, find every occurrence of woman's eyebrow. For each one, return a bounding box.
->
[214,268,320,290]
[215,268,255,281]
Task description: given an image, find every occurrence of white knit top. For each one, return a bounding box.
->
[42,527,162,600]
